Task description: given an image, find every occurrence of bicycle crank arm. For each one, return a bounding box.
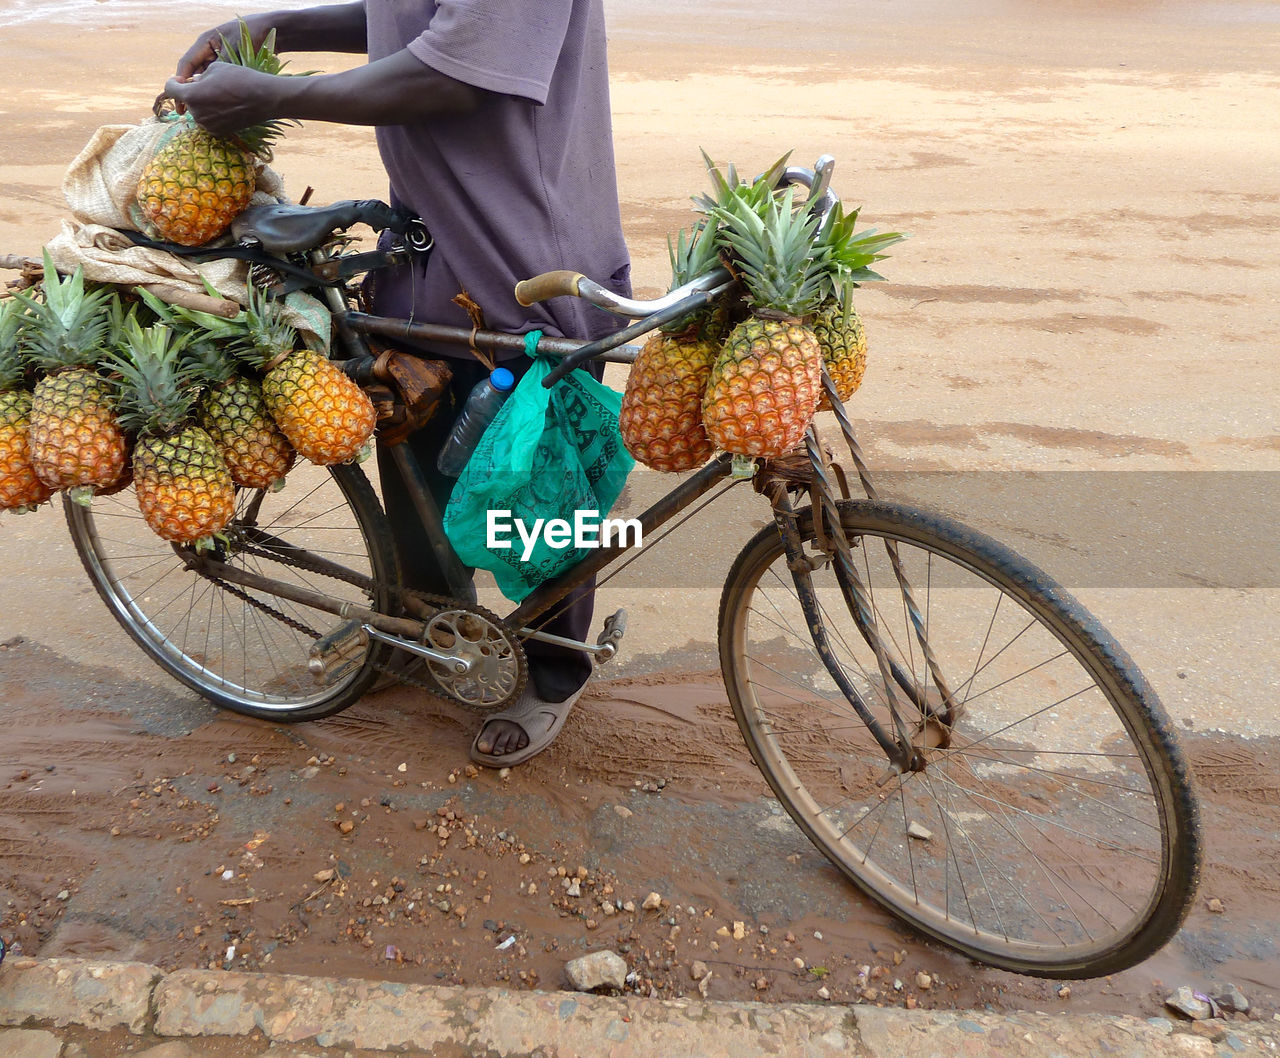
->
[361,624,471,674]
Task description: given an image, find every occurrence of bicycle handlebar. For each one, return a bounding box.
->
[516,155,840,320]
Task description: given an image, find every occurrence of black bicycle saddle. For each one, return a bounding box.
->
[231,199,410,254]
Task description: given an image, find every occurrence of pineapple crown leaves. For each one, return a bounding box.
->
[236,283,299,370]
[813,202,906,291]
[104,318,200,436]
[712,185,831,319]
[658,220,730,336]
[191,20,310,154]
[693,149,793,218]
[15,249,115,372]
[0,298,32,390]
[133,287,249,384]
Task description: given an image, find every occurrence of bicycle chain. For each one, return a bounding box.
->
[205,572,325,639]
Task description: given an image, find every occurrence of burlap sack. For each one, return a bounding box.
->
[46,117,329,349]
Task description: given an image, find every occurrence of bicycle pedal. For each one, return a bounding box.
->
[308,619,369,684]
[594,608,627,665]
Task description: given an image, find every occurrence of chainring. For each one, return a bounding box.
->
[386,590,527,715]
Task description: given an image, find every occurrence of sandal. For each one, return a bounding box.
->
[469,682,585,767]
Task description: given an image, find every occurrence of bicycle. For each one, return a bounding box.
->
[59,157,1200,980]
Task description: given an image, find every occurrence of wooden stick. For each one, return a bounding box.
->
[0,254,41,272]
[139,283,240,318]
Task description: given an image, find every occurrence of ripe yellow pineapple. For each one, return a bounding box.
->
[19,252,129,497]
[142,289,297,489]
[238,286,376,466]
[810,202,902,411]
[702,187,826,458]
[812,285,867,409]
[0,299,54,511]
[198,355,297,489]
[620,224,726,472]
[137,22,295,247]
[108,318,235,544]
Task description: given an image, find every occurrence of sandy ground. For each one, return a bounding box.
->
[1,0,1278,1026]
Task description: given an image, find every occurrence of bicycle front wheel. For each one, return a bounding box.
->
[66,461,401,721]
[719,499,1199,977]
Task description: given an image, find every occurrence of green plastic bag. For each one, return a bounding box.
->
[443,340,635,602]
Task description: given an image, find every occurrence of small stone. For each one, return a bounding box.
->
[1057,984,1071,999]
[892,950,904,967]
[715,926,731,938]
[732,921,746,941]
[818,986,831,1000]
[499,768,511,779]
[642,892,662,911]
[1212,984,1250,1013]
[622,901,636,913]
[754,977,769,991]
[519,853,531,865]
[690,960,709,980]
[313,869,335,883]
[1206,897,1225,913]
[57,890,70,902]
[793,957,806,970]
[397,762,407,772]
[600,902,616,917]
[614,804,634,819]
[564,950,628,993]
[1166,985,1213,1020]
[907,821,933,841]
[698,971,712,997]
[916,971,932,990]
[338,820,355,834]
[566,879,581,898]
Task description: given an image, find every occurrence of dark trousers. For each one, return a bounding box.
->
[376,355,595,703]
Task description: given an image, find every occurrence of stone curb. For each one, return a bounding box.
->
[2,957,1279,1057]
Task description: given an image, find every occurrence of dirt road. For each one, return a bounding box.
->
[1,0,1277,1027]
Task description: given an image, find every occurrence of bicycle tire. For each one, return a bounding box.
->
[718,498,1199,977]
[66,461,402,722]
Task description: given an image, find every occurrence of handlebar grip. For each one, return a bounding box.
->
[514,270,586,307]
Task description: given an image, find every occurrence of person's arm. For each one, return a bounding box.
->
[165,49,485,135]
[176,2,369,82]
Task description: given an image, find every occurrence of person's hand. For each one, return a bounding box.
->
[175,15,274,82]
[163,63,285,137]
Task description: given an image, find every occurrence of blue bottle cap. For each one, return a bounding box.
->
[491,367,516,391]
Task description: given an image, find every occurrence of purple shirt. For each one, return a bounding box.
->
[365,0,632,354]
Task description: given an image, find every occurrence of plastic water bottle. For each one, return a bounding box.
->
[436,367,516,477]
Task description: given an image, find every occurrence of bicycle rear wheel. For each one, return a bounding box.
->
[719,499,1199,977]
[66,461,401,721]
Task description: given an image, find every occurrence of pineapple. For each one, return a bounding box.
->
[237,286,376,466]
[136,22,296,247]
[19,252,129,496]
[702,186,827,459]
[812,283,867,409]
[809,202,902,410]
[138,288,296,489]
[108,318,235,544]
[191,341,296,489]
[0,299,54,511]
[619,223,724,472]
